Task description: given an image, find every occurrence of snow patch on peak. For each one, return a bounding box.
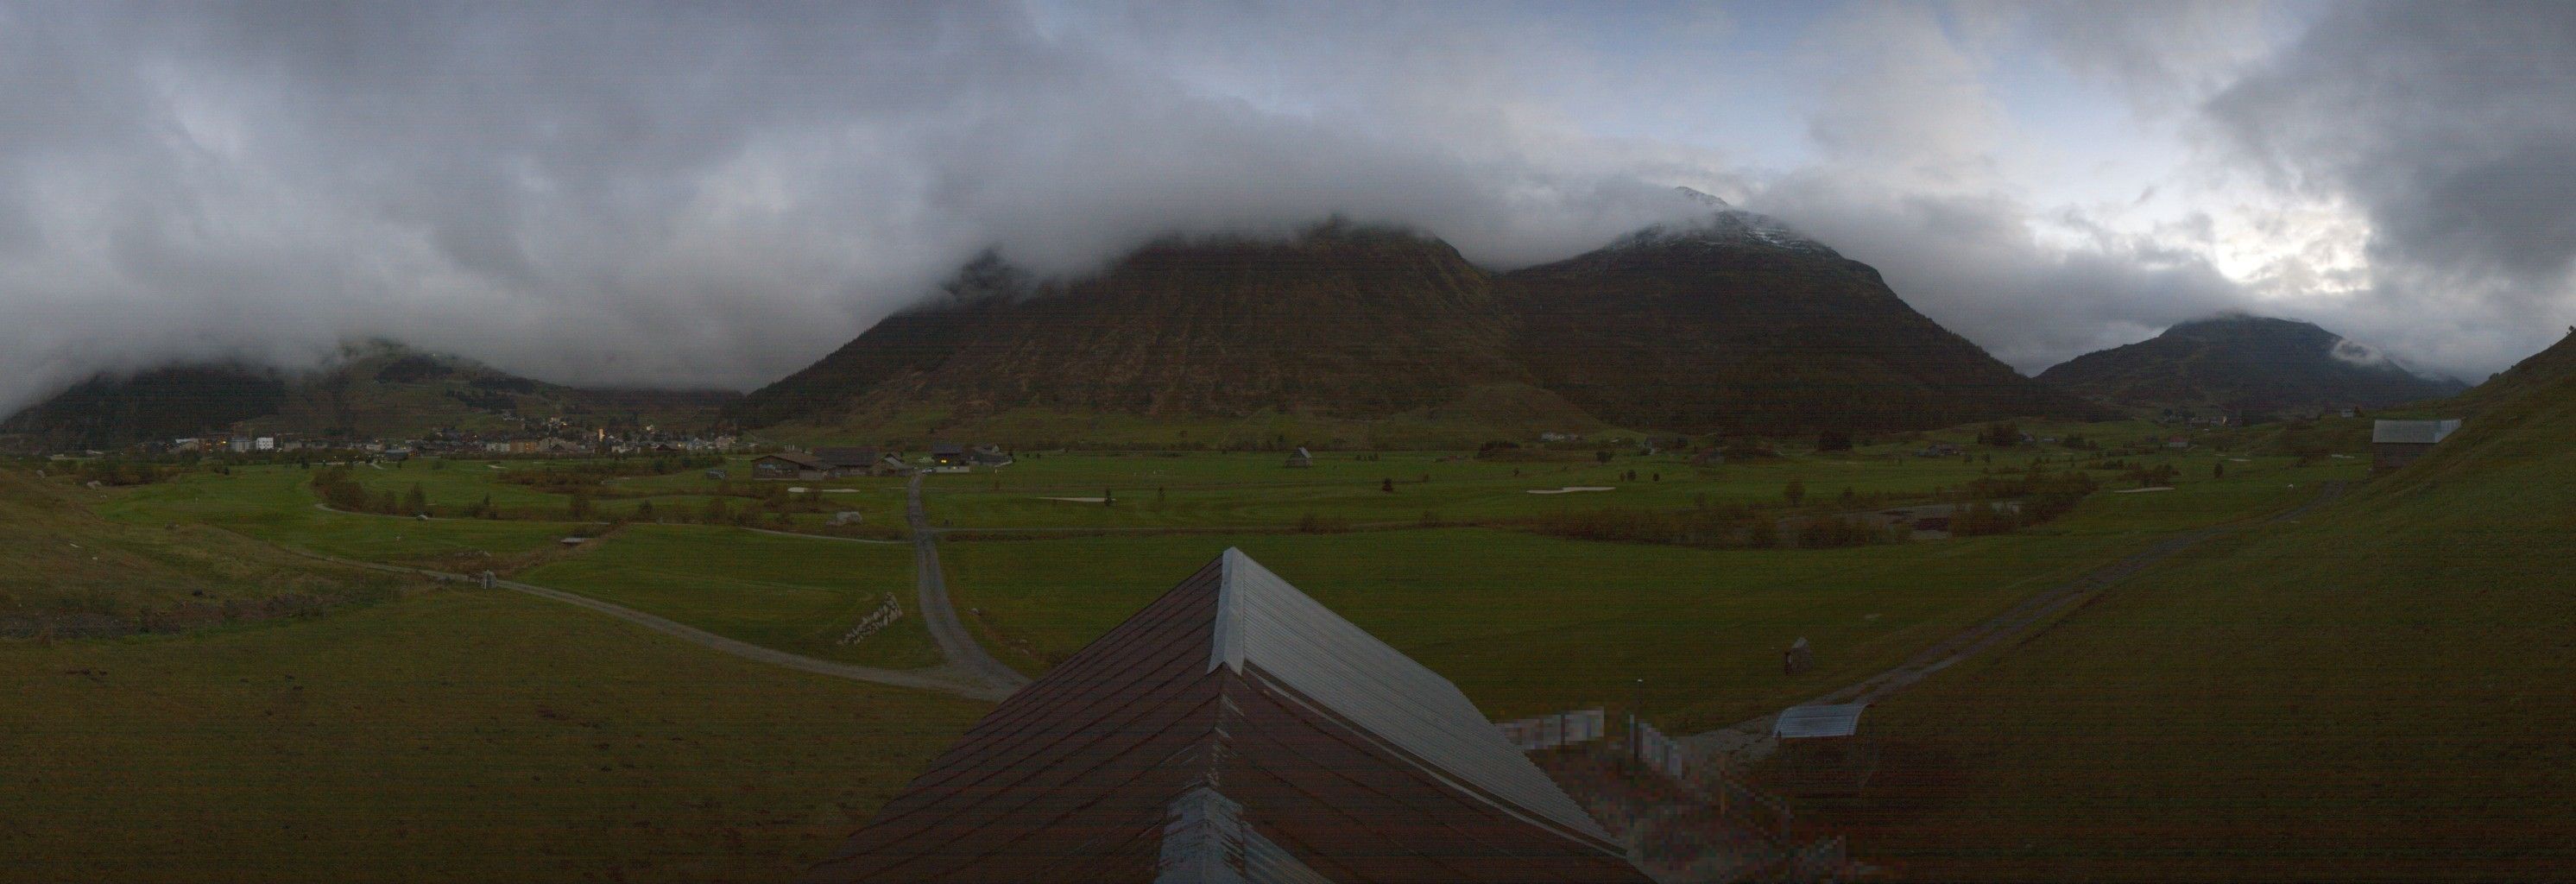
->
[1612,204,1838,257]
[1672,186,1731,209]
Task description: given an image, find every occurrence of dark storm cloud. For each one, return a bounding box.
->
[0,1,1716,416]
[5,1,2560,419]
[2207,0,2576,375]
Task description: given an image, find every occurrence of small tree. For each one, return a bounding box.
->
[636,500,656,521]
[1816,429,1853,452]
[403,483,428,515]
[2213,461,2226,479]
[1594,450,1613,464]
[1783,478,1807,506]
[1380,477,1395,493]
[566,487,593,519]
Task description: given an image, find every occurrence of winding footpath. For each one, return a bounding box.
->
[1687,480,2350,758]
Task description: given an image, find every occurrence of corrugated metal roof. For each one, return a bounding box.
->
[1772,703,1868,739]
[1215,550,1613,843]
[806,551,1646,883]
[2371,419,2461,445]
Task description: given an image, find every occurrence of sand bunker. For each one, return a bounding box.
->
[1526,486,1616,495]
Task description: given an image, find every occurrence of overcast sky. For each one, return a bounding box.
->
[3,0,2573,414]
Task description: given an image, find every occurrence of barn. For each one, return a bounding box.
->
[805,549,1648,883]
[752,451,826,481]
[2371,419,2461,472]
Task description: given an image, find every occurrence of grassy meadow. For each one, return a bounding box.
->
[8,405,2428,880]
[0,586,985,883]
[1782,377,2576,879]
[518,525,939,670]
[937,447,2358,730]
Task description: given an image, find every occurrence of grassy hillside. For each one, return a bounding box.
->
[0,470,412,636]
[0,587,986,883]
[3,463,986,881]
[1810,339,2576,879]
[4,341,736,449]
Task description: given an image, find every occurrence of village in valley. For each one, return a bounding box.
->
[8,3,2575,883]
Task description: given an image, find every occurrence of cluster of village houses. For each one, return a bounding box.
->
[750,444,1013,480]
[144,425,744,460]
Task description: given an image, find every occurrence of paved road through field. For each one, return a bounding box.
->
[906,474,1035,697]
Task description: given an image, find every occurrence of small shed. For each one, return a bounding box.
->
[1285,446,1313,468]
[2371,419,2461,472]
[1771,702,1878,795]
[1783,637,1814,674]
[1771,703,1867,740]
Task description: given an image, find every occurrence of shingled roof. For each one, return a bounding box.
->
[805,548,1647,883]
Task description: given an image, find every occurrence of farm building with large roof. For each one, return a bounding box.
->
[805,548,1649,883]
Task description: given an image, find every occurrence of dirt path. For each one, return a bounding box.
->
[1688,481,2349,758]
[273,546,1015,702]
[907,475,1036,695]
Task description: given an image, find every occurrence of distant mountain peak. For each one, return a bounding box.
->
[2039,313,2466,414]
[1606,200,1837,258]
[1672,186,1731,208]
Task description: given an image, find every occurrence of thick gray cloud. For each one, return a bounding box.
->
[1,0,2562,419]
[0,1,1718,416]
[2206,0,2576,379]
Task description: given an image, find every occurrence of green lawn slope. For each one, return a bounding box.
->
[1818,339,2576,880]
[0,587,985,883]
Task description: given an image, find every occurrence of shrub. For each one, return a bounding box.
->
[1296,513,1349,534]
[1797,515,1889,548]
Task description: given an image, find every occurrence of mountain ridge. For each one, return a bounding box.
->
[3,341,737,450]
[733,211,2094,438]
[2035,313,2466,416]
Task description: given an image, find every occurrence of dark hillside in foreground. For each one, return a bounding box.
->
[736,203,2090,438]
